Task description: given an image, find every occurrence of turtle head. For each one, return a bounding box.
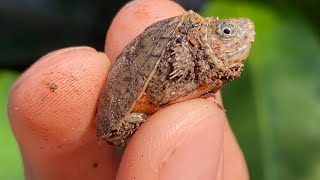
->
[207,17,255,70]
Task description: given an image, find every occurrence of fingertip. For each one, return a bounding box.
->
[8,46,110,152]
[105,0,185,62]
[7,47,118,179]
[117,99,226,179]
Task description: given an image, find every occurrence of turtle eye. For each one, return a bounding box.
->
[222,27,231,35]
[217,21,236,39]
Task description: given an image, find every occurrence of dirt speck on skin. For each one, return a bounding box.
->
[92,162,98,168]
[40,94,48,102]
[215,102,226,112]
[48,82,58,92]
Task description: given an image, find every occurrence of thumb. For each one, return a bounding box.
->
[117,99,225,180]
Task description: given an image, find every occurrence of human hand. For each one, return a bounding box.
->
[7,0,249,179]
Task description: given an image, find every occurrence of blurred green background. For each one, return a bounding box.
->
[1,0,319,179]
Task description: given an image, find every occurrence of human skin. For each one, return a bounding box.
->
[7,0,249,179]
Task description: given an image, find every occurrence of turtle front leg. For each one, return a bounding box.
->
[107,113,149,147]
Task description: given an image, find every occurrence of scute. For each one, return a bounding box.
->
[95,16,181,139]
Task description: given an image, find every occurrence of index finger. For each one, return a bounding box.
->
[105,0,184,62]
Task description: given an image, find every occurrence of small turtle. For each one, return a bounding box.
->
[95,10,255,147]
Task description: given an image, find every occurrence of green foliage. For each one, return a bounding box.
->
[0,71,23,179]
[202,2,320,180]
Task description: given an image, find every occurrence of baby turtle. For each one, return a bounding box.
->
[95,10,255,147]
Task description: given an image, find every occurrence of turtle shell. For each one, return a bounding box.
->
[95,16,181,140]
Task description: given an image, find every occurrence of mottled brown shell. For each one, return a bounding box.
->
[95,16,181,140]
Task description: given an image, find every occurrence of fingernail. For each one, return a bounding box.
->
[159,119,224,180]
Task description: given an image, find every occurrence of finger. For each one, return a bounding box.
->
[105,0,184,62]
[118,99,226,180]
[8,47,118,179]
